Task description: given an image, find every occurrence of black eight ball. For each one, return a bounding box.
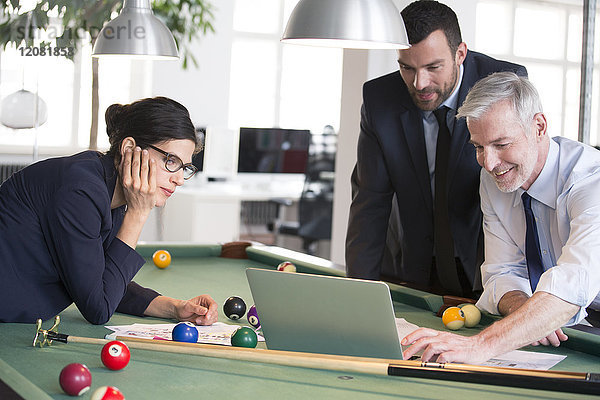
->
[223,296,247,320]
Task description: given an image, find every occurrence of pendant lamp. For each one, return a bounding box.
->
[281,0,410,49]
[92,0,178,59]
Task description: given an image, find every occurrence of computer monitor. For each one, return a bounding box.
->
[237,127,311,174]
[191,127,206,172]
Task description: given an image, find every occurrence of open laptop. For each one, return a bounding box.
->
[246,268,403,359]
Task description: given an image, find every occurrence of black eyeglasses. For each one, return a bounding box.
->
[147,145,198,180]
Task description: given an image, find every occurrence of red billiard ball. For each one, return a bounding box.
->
[277,261,296,272]
[101,341,131,371]
[59,363,92,396]
[90,386,125,400]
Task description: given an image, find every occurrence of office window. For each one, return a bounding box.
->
[475,0,599,146]
[0,11,137,155]
[229,0,343,135]
[0,43,75,150]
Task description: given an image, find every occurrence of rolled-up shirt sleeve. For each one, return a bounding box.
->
[477,154,600,325]
[535,176,600,325]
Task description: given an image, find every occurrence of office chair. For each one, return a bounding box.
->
[272,153,335,255]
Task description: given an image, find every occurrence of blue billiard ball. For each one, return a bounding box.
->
[172,322,199,343]
[247,305,260,329]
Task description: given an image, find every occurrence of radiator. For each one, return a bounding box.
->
[240,201,279,225]
[0,163,28,184]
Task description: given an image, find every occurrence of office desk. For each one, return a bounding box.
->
[1,244,599,399]
[144,177,304,243]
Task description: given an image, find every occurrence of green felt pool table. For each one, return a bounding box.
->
[1,243,599,399]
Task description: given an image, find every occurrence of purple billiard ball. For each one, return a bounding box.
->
[247,305,260,329]
[59,363,92,396]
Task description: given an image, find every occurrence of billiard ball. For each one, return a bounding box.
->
[101,340,131,371]
[172,321,199,343]
[231,326,258,348]
[90,386,125,400]
[59,363,92,396]
[223,296,247,320]
[152,250,171,269]
[461,304,482,328]
[277,261,296,272]
[442,306,465,330]
[247,305,260,329]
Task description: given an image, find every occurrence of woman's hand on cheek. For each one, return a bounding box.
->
[120,147,157,217]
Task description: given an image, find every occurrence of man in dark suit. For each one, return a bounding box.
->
[345,0,527,297]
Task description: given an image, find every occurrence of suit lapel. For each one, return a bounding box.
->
[447,53,476,187]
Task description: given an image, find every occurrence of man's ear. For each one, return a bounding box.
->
[119,137,136,156]
[533,113,548,140]
[455,42,467,66]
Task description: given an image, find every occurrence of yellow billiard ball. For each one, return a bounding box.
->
[152,250,171,269]
[461,304,481,328]
[442,306,465,330]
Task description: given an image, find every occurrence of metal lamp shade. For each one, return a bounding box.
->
[281,0,410,49]
[1,90,48,129]
[92,0,178,59]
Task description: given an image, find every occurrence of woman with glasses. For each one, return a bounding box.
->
[0,97,218,325]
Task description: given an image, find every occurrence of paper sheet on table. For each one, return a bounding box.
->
[394,318,566,370]
[104,322,264,346]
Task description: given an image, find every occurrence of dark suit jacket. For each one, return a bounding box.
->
[346,51,527,291]
[0,151,159,324]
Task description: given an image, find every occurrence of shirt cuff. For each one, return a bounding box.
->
[116,281,161,316]
[477,274,532,315]
[535,265,593,325]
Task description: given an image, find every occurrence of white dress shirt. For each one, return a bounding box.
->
[476,137,600,325]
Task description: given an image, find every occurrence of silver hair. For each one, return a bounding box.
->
[456,72,543,130]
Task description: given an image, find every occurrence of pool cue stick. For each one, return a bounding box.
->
[39,331,600,395]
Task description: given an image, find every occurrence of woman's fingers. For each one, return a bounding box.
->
[140,149,150,192]
[131,147,142,190]
[121,148,132,187]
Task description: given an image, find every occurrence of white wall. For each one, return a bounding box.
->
[150,2,235,128]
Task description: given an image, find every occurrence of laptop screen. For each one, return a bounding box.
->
[246,268,403,359]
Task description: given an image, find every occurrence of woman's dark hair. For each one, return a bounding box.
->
[401,0,462,55]
[105,96,198,163]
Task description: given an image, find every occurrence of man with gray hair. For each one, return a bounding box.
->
[402,72,600,364]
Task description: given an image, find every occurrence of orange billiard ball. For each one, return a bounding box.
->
[152,250,171,269]
[442,306,465,330]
